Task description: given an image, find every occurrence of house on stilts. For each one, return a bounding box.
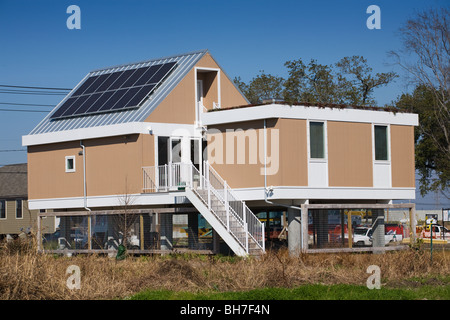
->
[23,50,419,256]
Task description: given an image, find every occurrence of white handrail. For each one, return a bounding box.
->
[142,161,265,253]
[203,161,265,252]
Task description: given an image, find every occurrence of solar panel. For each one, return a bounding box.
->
[50,61,177,119]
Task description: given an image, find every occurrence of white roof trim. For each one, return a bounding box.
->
[22,122,201,146]
[202,104,419,126]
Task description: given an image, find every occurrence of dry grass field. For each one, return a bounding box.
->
[0,237,449,300]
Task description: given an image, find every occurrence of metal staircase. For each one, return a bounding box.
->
[142,161,265,257]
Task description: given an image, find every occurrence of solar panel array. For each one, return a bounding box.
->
[50,61,177,119]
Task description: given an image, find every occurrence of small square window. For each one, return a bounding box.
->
[65,156,76,173]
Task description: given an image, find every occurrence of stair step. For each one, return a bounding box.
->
[190,183,265,256]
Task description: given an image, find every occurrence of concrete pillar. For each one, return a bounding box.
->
[316,210,329,248]
[288,207,301,256]
[187,213,199,249]
[372,209,385,251]
[212,229,220,254]
[160,213,173,251]
[301,204,309,251]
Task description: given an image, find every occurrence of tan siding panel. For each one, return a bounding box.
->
[391,125,415,188]
[208,118,308,189]
[28,141,85,200]
[328,121,373,187]
[197,54,248,109]
[0,200,39,235]
[28,134,153,200]
[145,67,196,124]
[208,120,267,189]
[145,53,247,124]
[275,119,308,186]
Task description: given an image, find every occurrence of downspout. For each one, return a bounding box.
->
[80,141,91,213]
[263,119,302,248]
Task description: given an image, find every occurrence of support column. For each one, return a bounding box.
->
[160,213,173,251]
[37,214,42,252]
[316,210,329,248]
[301,204,309,251]
[288,207,301,256]
[372,209,385,251]
[409,205,417,244]
[212,229,220,254]
[139,214,144,250]
[187,213,199,249]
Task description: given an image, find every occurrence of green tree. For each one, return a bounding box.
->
[390,8,449,198]
[396,85,449,199]
[234,72,285,104]
[282,56,397,106]
[283,59,336,104]
[335,56,398,106]
[235,57,398,107]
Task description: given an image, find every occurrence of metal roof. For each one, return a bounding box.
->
[28,50,208,135]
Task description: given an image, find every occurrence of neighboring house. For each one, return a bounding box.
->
[22,49,418,256]
[0,163,55,239]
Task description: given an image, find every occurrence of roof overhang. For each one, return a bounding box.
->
[202,104,419,127]
[22,122,202,147]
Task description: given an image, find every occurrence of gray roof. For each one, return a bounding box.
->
[29,50,208,135]
[0,164,28,198]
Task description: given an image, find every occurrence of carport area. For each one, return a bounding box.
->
[288,203,417,254]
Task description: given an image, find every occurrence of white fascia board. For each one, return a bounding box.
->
[28,187,416,210]
[23,122,201,146]
[231,186,416,202]
[28,192,190,210]
[202,104,419,127]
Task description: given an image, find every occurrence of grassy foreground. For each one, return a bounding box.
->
[130,283,450,300]
[0,238,449,300]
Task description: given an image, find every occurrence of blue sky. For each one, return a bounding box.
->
[0,0,448,209]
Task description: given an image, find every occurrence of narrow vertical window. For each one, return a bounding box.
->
[0,200,5,219]
[310,122,325,159]
[16,199,22,219]
[374,125,388,160]
[65,156,76,172]
[158,136,169,166]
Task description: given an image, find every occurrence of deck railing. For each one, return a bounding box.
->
[142,161,265,253]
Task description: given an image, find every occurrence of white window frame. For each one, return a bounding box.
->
[65,155,76,173]
[372,124,391,163]
[372,123,392,188]
[0,199,6,220]
[194,67,221,126]
[15,199,23,220]
[307,120,328,162]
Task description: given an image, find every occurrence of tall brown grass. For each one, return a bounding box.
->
[0,237,448,300]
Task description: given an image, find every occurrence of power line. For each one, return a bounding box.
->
[0,172,27,174]
[0,149,27,152]
[0,90,67,96]
[0,84,71,91]
[0,102,55,107]
[0,108,50,113]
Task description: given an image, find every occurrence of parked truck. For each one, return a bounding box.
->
[352,227,403,247]
[420,224,449,239]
